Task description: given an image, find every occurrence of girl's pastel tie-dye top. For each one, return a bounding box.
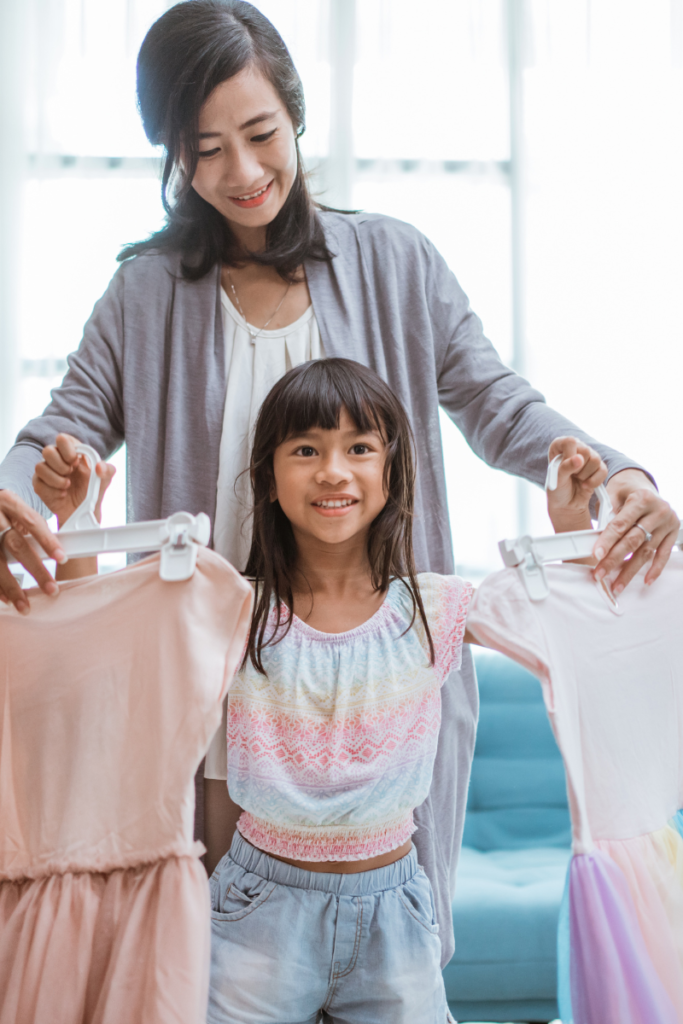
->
[227,573,473,861]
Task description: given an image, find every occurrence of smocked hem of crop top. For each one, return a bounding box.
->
[236,812,416,862]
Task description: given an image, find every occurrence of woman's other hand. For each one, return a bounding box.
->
[546,437,607,535]
[593,468,680,596]
[0,493,66,613]
[33,433,115,529]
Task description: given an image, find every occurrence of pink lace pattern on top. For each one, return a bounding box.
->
[227,574,473,861]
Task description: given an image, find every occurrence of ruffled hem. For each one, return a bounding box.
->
[236,812,416,862]
[560,822,683,1023]
[0,838,205,884]
[0,854,211,1023]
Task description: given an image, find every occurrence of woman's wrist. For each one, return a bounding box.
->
[549,508,593,534]
[54,505,100,580]
[55,556,98,581]
[548,507,596,564]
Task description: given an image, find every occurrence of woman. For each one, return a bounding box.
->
[0,0,677,972]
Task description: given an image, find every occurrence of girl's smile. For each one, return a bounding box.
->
[311,493,360,517]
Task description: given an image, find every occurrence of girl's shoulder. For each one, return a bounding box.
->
[390,573,474,675]
[387,570,470,607]
[413,572,473,617]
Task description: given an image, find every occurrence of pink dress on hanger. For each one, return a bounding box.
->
[0,550,252,1024]
[467,554,683,1024]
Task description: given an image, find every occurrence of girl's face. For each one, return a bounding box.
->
[271,408,389,552]
[191,65,298,249]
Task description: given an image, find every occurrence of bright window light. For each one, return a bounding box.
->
[7,0,683,579]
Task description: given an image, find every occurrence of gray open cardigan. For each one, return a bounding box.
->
[0,211,639,966]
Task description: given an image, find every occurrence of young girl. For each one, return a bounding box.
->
[41,358,606,1024]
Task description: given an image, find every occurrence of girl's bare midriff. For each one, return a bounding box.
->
[265,838,414,874]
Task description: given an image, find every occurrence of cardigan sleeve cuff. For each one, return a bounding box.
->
[0,443,51,517]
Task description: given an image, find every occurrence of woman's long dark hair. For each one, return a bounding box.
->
[118,0,333,280]
[244,358,435,674]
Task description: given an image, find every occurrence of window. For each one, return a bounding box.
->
[3,0,681,578]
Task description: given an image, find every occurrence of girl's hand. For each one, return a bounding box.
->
[546,437,607,534]
[33,433,116,528]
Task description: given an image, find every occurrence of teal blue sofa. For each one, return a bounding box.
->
[443,651,572,1023]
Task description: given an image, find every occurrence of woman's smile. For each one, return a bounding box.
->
[228,180,274,208]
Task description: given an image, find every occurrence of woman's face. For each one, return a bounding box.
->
[191,65,298,249]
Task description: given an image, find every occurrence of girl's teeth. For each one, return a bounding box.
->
[317,499,353,508]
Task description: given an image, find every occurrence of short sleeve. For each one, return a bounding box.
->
[466,569,552,691]
[417,574,474,683]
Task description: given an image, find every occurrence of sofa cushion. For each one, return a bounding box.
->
[446,996,560,1022]
[463,652,571,850]
[444,846,571,1002]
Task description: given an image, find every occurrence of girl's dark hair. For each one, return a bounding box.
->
[244,358,435,673]
[118,0,333,280]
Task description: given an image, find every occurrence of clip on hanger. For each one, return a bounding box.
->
[498,454,683,603]
[6,444,210,583]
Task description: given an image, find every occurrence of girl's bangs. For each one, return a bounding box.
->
[276,361,389,444]
[245,357,433,673]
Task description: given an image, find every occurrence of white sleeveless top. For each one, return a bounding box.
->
[206,290,324,780]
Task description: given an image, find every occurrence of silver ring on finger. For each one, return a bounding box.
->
[0,525,13,549]
[634,522,653,544]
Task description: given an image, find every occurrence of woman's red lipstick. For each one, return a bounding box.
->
[228,180,273,208]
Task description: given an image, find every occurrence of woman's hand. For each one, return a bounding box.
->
[546,437,607,535]
[593,469,680,596]
[545,443,680,591]
[33,433,115,529]
[33,434,116,583]
[0,435,117,613]
[0,493,66,613]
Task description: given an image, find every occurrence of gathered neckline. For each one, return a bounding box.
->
[281,581,400,642]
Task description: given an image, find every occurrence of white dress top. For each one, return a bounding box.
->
[212,289,324,572]
[206,290,324,781]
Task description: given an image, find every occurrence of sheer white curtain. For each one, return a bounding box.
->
[522,0,683,536]
[8,0,174,557]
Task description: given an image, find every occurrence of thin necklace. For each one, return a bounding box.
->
[225,268,292,343]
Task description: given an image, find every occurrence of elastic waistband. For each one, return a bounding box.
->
[228,831,419,895]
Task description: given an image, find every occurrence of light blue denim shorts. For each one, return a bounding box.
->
[208,832,452,1024]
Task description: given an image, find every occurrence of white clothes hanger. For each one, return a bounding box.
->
[6,445,210,583]
[499,455,683,603]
